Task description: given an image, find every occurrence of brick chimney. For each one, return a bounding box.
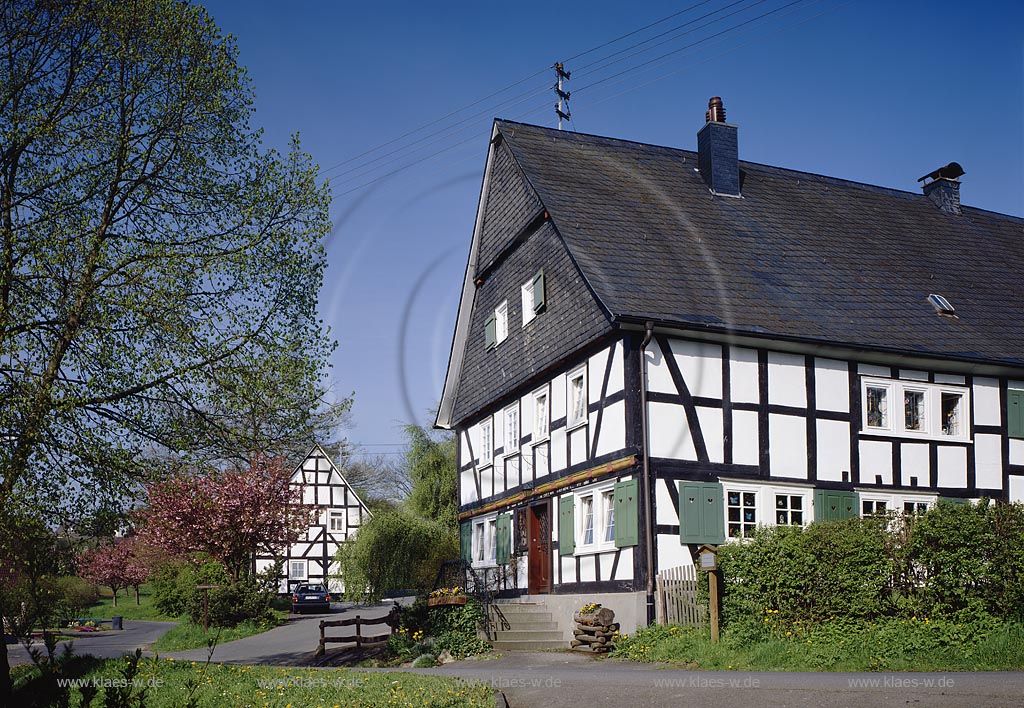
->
[697,97,740,197]
[918,162,964,215]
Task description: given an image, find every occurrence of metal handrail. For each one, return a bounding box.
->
[432,559,510,640]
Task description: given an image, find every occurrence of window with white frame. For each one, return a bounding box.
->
[774,494,805,526]
[567,367,587,428]
[480,418,493,466]
[727,489,758,538]
[504,404,519,454]
[521,282,535,326]
[861,377,969,441]
[495,300,508,345]
[473,517,497,565]
[533,388,549,441]
[861,499,888,517]
[289,559,307,580]
[903,500,930,516]
[328,511,345,532]
[576,485,615,551]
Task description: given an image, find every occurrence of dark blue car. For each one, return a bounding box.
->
[291,583,331,614]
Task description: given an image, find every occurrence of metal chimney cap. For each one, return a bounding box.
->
[918,162,965,183]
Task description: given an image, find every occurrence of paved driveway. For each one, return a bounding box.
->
[7,621,176,666]
[163,603,395,665]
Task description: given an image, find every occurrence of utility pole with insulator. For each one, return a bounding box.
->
[554,62,571,130]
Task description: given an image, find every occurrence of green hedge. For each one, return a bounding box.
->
[714,500,1024,631]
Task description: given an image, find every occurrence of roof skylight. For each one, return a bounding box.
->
[927,293,956,317]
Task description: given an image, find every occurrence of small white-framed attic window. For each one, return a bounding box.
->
[927,293,956,318]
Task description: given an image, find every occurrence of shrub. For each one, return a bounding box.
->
[429,599,490,659]
[150,560,229,618]
[54,576,100,626]
[186,566,278,628]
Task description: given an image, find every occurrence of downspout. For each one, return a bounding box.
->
[639,321,656,625]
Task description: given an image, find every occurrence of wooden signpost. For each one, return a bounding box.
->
[697,545,719,643]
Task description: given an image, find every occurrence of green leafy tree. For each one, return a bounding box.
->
[0,0,333,697]
[405,425,458,529]
[334,425,459,601]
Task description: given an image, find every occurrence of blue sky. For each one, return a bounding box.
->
[200,0,1023,459]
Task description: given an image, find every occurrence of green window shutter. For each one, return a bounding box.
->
[613,479,639,547]
[558,495,575,556]
[460,522,473,563]
[814,490,859,522]
[484,313,496,349]
[679,481,725,545]
[532,269,546,313]
[496,514,511,564]
[1009,390,1024,439]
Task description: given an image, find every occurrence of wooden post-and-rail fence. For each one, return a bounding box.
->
[655,564,707,628]
[315,607,400,657]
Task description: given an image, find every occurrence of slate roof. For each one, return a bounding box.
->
[495,120,1024,367]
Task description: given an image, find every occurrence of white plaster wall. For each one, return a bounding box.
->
[479,465,493,499]
[937,446,967,488]
[568,426,588,467]
[505,456,522,489]
[648,400,697,460]
[656,478,677,525]
[1011,439,1024,466]
[595,400,626,457]
[675,340,723,399]
[549,428,566,475]
[769,413,807,478]
[899,369,928,381]
[860,439,893,484]
[732,409,760,465]
[460,469,476,504]
[614,548,634,579]
[1010,476,1024,503]
[901,443,929,486]
[578,554,596,583]
[645,339,675,394]
[974,434,1002,489]
[858,363,890,377]
[657,534,691,574]
[730,347,759,404]
[816,419,850,482]
[588,346,609,402]
[768,352,805,407]
[815,358,849,413]
[696,406,725,463]
[973,377,1001,427]
[551,373,567,422]
[935,373,966,385]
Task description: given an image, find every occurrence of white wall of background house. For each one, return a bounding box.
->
[254,445,370,593]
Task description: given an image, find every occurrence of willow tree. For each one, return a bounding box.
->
[0,0,333,696]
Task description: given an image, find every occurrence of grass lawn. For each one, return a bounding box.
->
[609,619,1024,671]
[82,585,179,622]
[150,615,286,652]
[12,656,491,708]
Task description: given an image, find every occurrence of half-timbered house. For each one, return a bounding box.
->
[436,98,1024,640]
[255,444,370,593]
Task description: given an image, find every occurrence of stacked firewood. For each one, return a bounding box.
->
[570,605,618,653]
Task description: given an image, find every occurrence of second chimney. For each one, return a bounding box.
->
[918,162,964,215]
[697,97,740,197]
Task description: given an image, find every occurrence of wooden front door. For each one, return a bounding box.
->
[527,501,552,594]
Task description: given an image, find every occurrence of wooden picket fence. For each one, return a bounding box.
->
[655,564,706,627]
[314,607,399,657]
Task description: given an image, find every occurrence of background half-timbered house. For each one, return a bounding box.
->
[255,443,370,593]
[436,98,1024,645]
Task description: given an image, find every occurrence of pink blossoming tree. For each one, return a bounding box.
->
[135,457,317,580]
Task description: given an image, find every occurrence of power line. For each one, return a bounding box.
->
[318,0,750,179]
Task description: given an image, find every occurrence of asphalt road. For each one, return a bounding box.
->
[6,621,176,666]
[413,651,1024,708]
